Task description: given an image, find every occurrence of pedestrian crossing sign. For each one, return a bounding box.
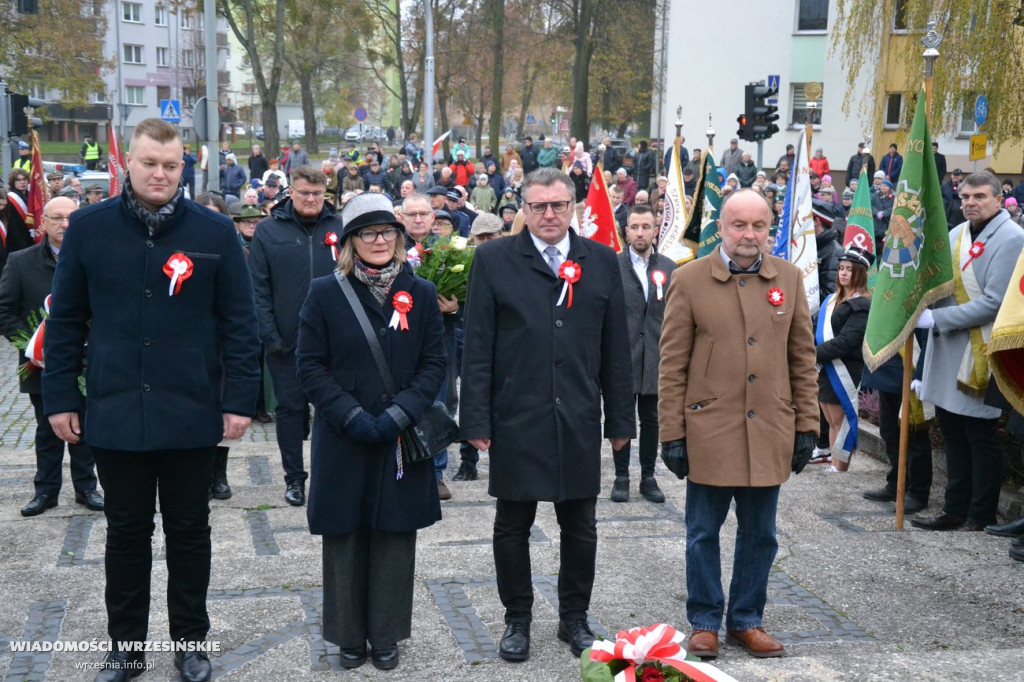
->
[160,99,181,123]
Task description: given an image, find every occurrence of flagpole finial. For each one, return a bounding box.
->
[674,106,683,140]
[922,20,942,77]
[705,114,715,152]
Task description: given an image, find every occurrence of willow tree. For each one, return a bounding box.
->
[833,0,1024,148]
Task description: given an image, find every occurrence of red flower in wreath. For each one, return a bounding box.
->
[768,288,784,306]
[640,666,667,682]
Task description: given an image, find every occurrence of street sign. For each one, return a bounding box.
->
[526,114,536,125]
[974,95,988,128]
[969,134,988,161]
[192,96,208,139]
[354,106,367,122]
[160,99,181,123]
[767,74,780,104]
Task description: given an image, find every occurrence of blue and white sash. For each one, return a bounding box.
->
[816,293,859,462]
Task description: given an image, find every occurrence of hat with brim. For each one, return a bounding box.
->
[340,192,404,241]
[838,246,874,268]
[811,198,836,225]
[57,186,80,198]
[433,209,452,223]
[471,213,504,236]
[445,190,461,201]
[85,184,103,193]
[233,205,264,221]
[426,185,448,196]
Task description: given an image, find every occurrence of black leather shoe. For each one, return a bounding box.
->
[339,644,367,669]
[862,486,897,502]
[210,477,232,500]
[960,521,985,532]
[93,650,146,681]
[557,617,596,657]
[370,644,399,670]
[610,476,629,503]
[75,489,105,511]
[21,493,57,517]
[174,650,211,682]
[640,477,665,503]
[1010,535,1024,548]
[255,410,273,424]
[284,481,305,506]
[986,517,1024,538]
[452,462,478,481]
[902,495,927,515]
[1010,541,1024,562]
[910,513,965,531]
[498,619,531,661]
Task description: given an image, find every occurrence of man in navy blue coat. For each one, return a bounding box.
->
[43,119,260,682]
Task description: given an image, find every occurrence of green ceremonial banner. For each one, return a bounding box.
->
[862,89,953,371]
[844,166,875,250]
[696,150,723,257]
[683,149,711,244]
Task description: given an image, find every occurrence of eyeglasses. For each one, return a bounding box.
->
[403,211,432,219]
[44,215,71,223]
[525,200,571,215]
[293,189,324,199]
[356,227,401,244]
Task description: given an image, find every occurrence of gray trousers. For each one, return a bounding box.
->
[322,529,417,649]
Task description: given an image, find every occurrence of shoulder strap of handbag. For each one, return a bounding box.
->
[334,271,398,398]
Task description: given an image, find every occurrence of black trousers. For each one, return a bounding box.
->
[322,529,417,649]
[611,394,658,478]
[936,407,1002,526]
[265,351,309,484]
[493,497,596,622]
[29,393,96,496]
[876,390,933,500]
[92,447,216,643]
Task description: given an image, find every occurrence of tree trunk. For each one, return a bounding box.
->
[488,0,504,150]
[408,46,426,138]
[299,72,318,154]
[517,64,538,139]
[571,0,597,143]
[392,8,410,134]
[438,86,451,163]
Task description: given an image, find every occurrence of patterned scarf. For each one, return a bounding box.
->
[122,174,183,236]
[353,258,401,306]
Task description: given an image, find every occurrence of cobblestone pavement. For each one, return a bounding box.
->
[1,343,1023,681]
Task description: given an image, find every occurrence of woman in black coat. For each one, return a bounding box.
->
[815,246,872,472]
[296,193,446,672]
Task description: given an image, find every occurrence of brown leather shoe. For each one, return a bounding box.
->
[686,630,718,658]
[726,627,785,658]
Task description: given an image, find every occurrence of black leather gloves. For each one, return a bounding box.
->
[661,439,688,479]
[792,431,816,474]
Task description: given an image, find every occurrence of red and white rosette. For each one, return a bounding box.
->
[589,624,737,682]
[556,260,581,308]
[389,291,413,331]
[25,294,51,368]
[768,287,784,306]
[163,253,194,296]
[325,231,339,261]
[650,269,666,301]
[962,240,984,271]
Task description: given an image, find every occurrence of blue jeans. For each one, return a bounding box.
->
[685,481,780,632]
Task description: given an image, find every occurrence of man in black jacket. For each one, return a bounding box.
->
[520,136,539,174]
[43,119,260,682]
[812,199,842,303]
[250,165,341,506]
[0,196,102,517]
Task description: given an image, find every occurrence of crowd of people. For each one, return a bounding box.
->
[3,118,1024,680]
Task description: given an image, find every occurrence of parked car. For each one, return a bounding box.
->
[223,123,246,136]
[255,126,264,140]
[323,125,341,136]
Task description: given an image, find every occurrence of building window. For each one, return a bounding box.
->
[156,47,169,67]
[123,44,144,64]
[183,91,197,108]
[893,0,910,31]
[790,83,824,126]
[92,91,107,103]
[960,99,978,134]
[155,4,168,26]
[182,50,195,68]
[180,12,194,29]
[884,93,904,128]
[125,86,145,106]
[26,84,46,99]
[796,0,828,32]
[122,1,141,22]
[157,85,170,103]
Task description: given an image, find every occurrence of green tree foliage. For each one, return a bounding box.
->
[0,0,110,107]
[833,0,1024,146]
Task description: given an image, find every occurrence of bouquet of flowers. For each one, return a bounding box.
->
[12,298,88,396]
[581,624,737,682]
[407,235,475,301]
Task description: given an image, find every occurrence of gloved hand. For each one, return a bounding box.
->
[344,409,383,444]
[910,379,923,400]
[915,309,934,329]
[792,431,816,474]
[661,439,688,479]
[374,409,404,442]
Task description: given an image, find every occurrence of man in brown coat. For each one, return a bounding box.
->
[658,189,818,660]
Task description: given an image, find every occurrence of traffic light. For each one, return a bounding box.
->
[8,92,45,136]
[550,112,556,125]
[736,113,751,142]
[745,83,780,141]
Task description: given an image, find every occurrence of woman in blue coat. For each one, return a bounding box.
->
[296,193,446,672]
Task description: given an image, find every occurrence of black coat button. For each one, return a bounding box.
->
[143,383,151,392]
[380,393,388,402]
[739,279,747,287]
[748,374,756,382]
[379,328,387,337]
[748,337,755,345]
[144,288,152,297]
[555,397,562,405]
[555,319,563,328]
[146,240,154,248]
[143,337,152,346]
[747,410,755,418]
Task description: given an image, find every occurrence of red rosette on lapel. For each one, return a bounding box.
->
[325,231,339,261]
[557,260,581,308]
[163,253,194,296]
[962,241,984,271]
[389,291,413,331]
[768,288,784,306]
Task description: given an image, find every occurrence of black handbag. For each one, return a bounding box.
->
[335,273,459,464]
